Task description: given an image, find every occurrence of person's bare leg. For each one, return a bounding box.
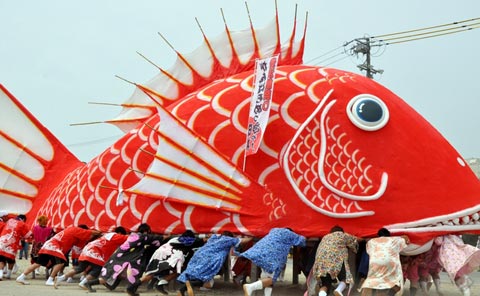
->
[140,274,153,284]
[49,263,64,278]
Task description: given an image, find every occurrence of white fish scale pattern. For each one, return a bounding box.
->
[37,120,160,230]
[288,112,377,214]
[324,115,375,194]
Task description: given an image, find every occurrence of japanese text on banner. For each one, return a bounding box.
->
[245,55,278,156]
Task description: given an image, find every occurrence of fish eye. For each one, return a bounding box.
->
[346,94,389,131]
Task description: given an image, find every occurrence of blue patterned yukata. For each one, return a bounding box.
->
[177,234,240,283]
[239,228,306,282]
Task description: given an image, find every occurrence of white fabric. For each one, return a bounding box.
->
[264,287,272,296]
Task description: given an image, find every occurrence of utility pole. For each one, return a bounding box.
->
[350,37,383,79]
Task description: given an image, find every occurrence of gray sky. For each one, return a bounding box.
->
[1,0,479,161]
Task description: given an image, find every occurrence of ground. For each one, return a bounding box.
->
[1,258,478,295]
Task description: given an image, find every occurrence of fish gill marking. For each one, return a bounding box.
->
[283,89,380,217]
[324,119,361,193]
[319,99,387,201]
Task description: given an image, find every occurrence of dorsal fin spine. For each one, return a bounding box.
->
[110,5,308,132]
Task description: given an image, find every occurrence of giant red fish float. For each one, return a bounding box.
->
[1,6,479,245]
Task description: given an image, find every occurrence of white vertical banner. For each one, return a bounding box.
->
[244,55,279,162]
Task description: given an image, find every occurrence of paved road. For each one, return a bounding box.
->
[1,258,478,295]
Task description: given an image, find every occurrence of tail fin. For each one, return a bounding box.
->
[0,84,82,221]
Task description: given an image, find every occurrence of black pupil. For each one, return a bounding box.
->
[356,100,382,122]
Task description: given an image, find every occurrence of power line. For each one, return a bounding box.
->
[379,23,480,45]
[310,50,347,66]
[309,16,479,79]
[372,20,480,45]
[372,17,480,39]
[305,44,345,64]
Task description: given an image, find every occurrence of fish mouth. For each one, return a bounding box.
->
[387,204,480,234]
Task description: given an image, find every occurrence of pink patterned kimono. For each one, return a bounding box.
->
[435,235,480,281]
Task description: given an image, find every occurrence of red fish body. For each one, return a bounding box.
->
[1,10,479,244]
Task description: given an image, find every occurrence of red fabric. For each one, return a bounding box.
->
[79,233,128,266]
[38,227,93,261]
[0,219,32,259]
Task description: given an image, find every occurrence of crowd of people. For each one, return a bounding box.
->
[1,210,480,296]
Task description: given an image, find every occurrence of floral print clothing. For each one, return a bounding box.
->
[177,235,240,283]
[144,236,201,277]
[239,228,306,283]
[361,236,407,290]
[313,231,358,284]
[100,232,163,287]
[435,234,480,281]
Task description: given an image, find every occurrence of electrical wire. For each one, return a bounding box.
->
[322,54,351,67]
[305,44,345,64]
[383,24,480,45]
[371,18,480,45]
[310,51,347,66]
[372,17,480,39]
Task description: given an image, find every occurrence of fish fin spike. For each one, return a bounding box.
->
[113,4,307,131]
[115,74,136,86]
[0,84,81,217]
[124,95,269,213]
[136,51,162,72]
[157,32,201,80]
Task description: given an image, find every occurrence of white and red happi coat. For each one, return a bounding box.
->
[79,232,128,266]
[39,226,93,261]
[0,218,31,260]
